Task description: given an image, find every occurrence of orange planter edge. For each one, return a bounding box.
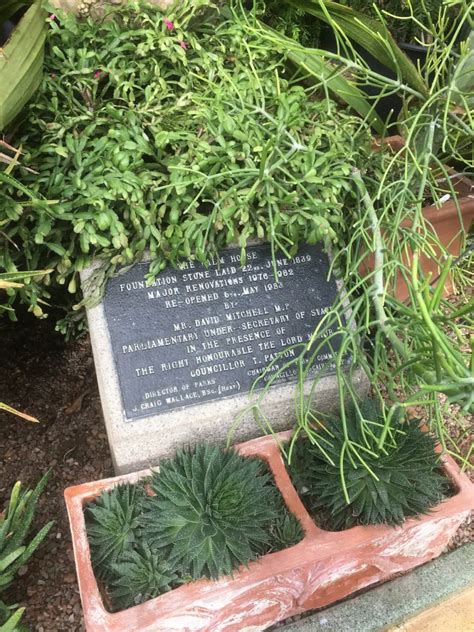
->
[64,432,474,632]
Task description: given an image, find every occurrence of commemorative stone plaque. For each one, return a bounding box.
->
[83,243,368,473]
[104,243,342,421]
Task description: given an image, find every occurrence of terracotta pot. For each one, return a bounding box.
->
[64,431,474,632]
[362,135,474,301]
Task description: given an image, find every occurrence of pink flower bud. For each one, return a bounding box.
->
[179,40,188,50]
[163,18,175,30]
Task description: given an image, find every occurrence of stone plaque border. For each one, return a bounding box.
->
[82,246,368,474]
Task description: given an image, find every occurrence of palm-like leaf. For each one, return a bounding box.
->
[284,0,428,95]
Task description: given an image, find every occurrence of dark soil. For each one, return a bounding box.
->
[0,311,472,631]
[0,313,112,631]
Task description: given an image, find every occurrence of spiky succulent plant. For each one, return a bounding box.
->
[271,512,305,549]
[85,483,146,579]
[289,400,449,530]
[106,544,179,611]
[141,444,288,579]
[85,445,303,611]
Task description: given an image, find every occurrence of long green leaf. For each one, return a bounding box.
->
[0,0,47,131]
[0,574,15,588]
[5,522,54,579]
[3,472,51,554]
[0,270,53,284]
[0,548,25,574]
[0,403,38,423]
[0,490,19,553]
[0,1,30,25]
[452,30,474,107]
[0,606,25,632]
[0,172,36,198]
[288,47,385,133]
[285,0,428,96]
[258,23,385,133]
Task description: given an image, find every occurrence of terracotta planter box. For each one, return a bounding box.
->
[362,136,474,301]
[65,432,474,632]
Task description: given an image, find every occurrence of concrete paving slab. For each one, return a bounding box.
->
[391,584,474,631]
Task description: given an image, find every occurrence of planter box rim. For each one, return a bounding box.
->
[65,430,474,631]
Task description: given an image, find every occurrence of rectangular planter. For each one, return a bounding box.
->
[65,431,474,632]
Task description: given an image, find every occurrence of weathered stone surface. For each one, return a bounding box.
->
[64,432,474,632]
[82,244,368,474]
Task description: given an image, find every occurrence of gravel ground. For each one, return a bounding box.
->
[0,314,111,632]
[0,311,472,631]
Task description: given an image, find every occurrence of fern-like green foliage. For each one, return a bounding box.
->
[289,400,449,530]
[85,483,145,580]
[142,444,285,579]
[106,544,179,611]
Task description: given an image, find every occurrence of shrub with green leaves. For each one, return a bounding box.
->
[288,400,450,530]
[85,444,303,611]
[0,473,53,630]
[0,0,374,332]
